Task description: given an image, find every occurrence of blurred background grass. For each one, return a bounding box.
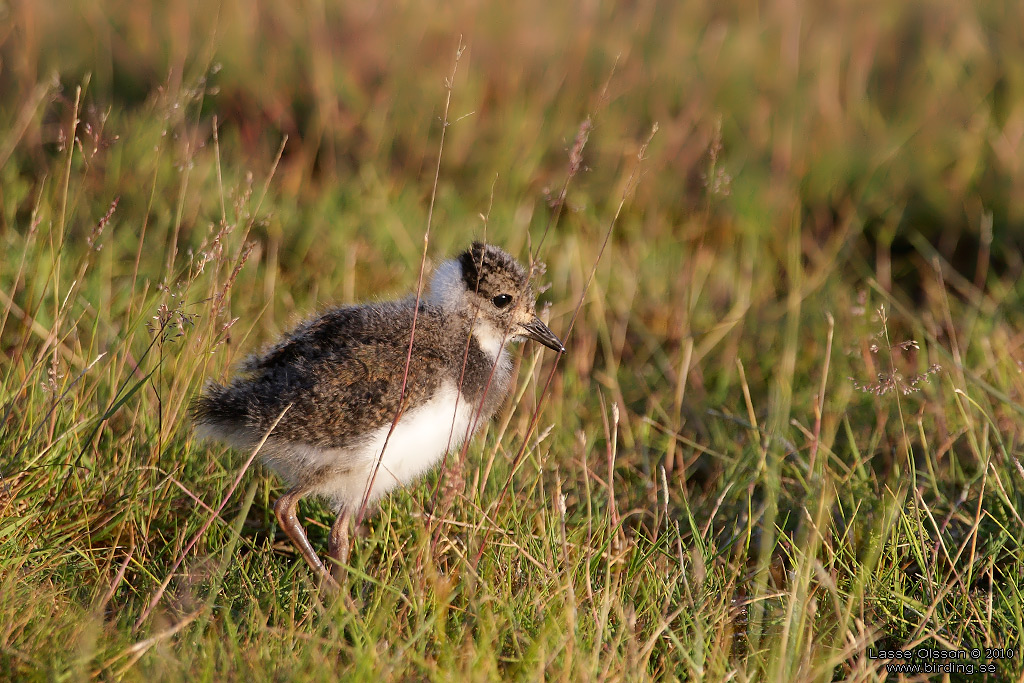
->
[2,0,1023,680]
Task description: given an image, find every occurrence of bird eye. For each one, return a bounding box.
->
[491,294,513,309]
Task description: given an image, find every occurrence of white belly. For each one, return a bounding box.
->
[311,382,478,510]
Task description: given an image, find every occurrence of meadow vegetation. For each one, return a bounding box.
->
[2,0,1023,680]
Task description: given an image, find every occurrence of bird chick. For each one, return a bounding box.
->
[192,242,563,585]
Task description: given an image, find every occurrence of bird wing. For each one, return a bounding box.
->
[234,302,451,444]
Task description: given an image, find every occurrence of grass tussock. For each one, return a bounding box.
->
[2,0,1024,680]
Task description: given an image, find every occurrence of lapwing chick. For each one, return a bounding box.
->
[192,242,564,586]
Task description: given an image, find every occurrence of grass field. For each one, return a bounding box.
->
[2,0,1024,680]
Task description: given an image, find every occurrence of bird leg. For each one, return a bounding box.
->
[274,487,336,587]
[327,507,352,582]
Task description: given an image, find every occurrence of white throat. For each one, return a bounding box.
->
[472,322,510,361]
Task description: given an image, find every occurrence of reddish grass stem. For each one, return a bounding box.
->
[472,123,659,568]
[357,37,466,523]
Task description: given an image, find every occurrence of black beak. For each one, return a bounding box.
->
[522,316,565,353]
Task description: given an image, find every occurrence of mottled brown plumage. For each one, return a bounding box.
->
[192,242,563,586]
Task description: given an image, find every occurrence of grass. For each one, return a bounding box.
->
[2,0,1024,680]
